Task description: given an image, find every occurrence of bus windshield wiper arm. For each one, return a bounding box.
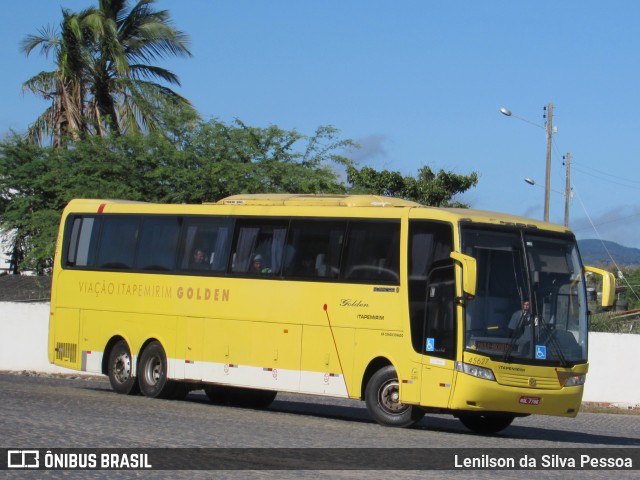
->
[503,312,527,363]
[537,315,568,367]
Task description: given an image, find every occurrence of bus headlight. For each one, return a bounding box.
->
[455,362,496,381]
[559,373,586,387]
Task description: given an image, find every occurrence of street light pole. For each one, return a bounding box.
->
[523,174,570,227]
[500,103,555,222]
[564,151,571,228]
[544,102,553,223]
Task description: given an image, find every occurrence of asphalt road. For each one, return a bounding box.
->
[1,372,639,479]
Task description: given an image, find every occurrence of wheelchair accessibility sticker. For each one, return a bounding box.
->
[535,345,547,359]
[426,338,435,352]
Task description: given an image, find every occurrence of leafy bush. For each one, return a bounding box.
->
[589,312,640,334]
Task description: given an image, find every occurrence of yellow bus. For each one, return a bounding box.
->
[48,194,615,434]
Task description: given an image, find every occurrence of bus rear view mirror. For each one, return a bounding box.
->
[450,252,477,299]
[584,266,616,309]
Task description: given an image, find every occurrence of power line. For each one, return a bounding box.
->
[572,211,640,232]
[571,164,640,191]
[548,127,639,191]
[573,186,640,303]
[572,160,639,184]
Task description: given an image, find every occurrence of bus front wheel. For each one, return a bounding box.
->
[107,340,139,395]
[138,341,175,399]
[365,366,425,427]
[457,413,515,434]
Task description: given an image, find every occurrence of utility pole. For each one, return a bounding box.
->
[564,152,571,227]
[544,102,553,223]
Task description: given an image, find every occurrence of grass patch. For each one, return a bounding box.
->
[589,312,640,334]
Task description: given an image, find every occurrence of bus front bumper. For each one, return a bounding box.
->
[448,374,584,417]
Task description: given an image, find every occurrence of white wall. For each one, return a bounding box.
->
[0,302,77,373]
[1,302,638,407]
[583,332,639,407]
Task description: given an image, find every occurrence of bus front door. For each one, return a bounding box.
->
[420,263,456,409]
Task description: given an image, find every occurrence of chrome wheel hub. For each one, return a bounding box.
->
[379,379,408,414]
[113,353,131,384]
[144,355,162,386]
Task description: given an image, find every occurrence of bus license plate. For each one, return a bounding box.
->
[519,396,541,405]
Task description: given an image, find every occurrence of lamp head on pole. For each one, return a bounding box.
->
[524,178,536,186]
[499,107,512,117]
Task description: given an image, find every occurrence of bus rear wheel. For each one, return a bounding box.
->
[138,341,175,399]
[365,366,425,427]
[458,413,515,434]
[107,340,139,395]
[204,385,277,409]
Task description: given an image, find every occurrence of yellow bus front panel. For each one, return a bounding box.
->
[449,373,584,417]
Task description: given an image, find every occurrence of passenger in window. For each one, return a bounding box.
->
[251,254,271,274]
[190,248,207,269]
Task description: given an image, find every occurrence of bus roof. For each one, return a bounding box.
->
[63,196,572,234]
[213,194,422,208]
[214,195,570,231]
[436,207,571,234]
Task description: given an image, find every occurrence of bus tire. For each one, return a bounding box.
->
[203,384,230,404]
[364,366,425,427]
[237,388,277,409]
[107,340,139,395]
[138,341,175,399]
[204,385,277,409]
[458,413,515,434]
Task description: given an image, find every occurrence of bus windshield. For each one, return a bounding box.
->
[461,227,588,366]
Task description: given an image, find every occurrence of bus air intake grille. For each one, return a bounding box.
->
[55,342,77,363]
[498,373,560,390]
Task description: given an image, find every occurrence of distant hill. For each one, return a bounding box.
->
[578,239,640,267]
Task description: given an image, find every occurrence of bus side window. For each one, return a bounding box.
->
[283,220,346,279]
[425,262,456,359]
[407,221,454,354]
[96,216,140,270]
[135,217,181,271]
[232,226,259,273]
[342,221,400,284]
[65,216,99,268]
[179,218,233,273]
[231,220,288,275]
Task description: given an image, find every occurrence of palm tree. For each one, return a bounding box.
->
[22,0,195,146]
[21,8,91,146]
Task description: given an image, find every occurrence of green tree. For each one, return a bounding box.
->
[21,0,195,146]
[617,267,640,311]
[0,135,64,272]
[347,165,478,207]
[0,119,354,272]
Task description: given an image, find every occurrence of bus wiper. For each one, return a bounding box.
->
[502,312,527,363]
[536,315,568,367]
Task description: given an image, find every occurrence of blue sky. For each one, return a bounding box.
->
[2,1,640,250]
